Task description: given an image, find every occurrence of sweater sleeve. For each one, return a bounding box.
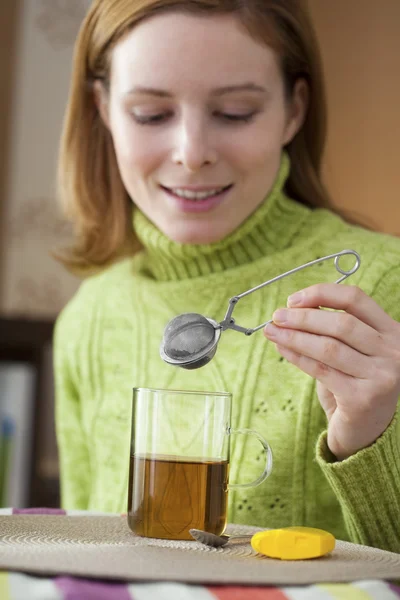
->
[316,409,400,552]
[316,259,400,552]
[53,304,91,510]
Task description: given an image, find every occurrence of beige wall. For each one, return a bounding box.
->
[0,0,20,299]
[308,0,400,234]
[0,1,89,318]
[0,1,398,318]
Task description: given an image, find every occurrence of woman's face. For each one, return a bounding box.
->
[98,12,306,244]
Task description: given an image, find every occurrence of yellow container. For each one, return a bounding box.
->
[251,526,335,560]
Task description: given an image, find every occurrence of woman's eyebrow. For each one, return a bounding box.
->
[211,83,268,96]
[125,87,172,97]
[125,83,268,98]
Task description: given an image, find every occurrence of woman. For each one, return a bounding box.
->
[54,0,400,552]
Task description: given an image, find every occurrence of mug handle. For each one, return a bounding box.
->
[227,428,273,489]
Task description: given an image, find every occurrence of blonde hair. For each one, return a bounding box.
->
[57,0,330,271]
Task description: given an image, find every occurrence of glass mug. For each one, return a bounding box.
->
[127,388,273,540]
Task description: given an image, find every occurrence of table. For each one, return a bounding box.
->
[1,508,399,600]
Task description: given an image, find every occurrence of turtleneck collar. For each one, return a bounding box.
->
[132,153,310,282]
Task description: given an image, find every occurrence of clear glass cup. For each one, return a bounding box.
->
[127,387,273,540]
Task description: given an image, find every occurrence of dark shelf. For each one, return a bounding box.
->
[0,316,60,508]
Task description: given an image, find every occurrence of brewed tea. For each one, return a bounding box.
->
[128,454,229,540]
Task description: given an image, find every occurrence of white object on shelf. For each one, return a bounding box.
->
[0,362,36,508]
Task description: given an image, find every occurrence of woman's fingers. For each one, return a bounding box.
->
[287,284,394,333]
[271,306,382,357]
[275,343,357,398]
[265,324,371,379]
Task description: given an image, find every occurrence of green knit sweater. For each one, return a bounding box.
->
[54,155,400,552]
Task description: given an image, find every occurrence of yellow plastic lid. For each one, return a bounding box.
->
[251,526,336,560]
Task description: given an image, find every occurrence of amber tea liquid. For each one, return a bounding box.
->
[127,454,229,540]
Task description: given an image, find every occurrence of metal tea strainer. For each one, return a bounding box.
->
[160,249,361,370]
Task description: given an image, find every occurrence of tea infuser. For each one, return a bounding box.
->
[160,249,361,370]
[190,528,252,547]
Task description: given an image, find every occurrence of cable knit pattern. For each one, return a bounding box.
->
[54,154,400,552]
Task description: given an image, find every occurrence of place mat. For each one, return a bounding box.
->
[0,515,399,585]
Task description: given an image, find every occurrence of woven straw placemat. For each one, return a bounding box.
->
[0,516,399,585]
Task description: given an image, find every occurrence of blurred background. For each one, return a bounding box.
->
[0,0,399,509]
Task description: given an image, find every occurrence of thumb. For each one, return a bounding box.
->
[316,381,336,422]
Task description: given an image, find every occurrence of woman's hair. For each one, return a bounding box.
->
[57,0,331,271]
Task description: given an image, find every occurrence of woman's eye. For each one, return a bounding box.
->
[132,112,172,125]
[131,110,258,125]
[217,111,257,123]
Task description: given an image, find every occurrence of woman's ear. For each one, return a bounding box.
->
[93,80,111,129]
[282,78,309,145]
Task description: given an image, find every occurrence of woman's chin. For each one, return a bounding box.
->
[163,223,229,246]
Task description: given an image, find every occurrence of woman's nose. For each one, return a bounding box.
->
[172,119,218,172]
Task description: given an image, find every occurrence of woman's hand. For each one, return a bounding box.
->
[263,284,400,460]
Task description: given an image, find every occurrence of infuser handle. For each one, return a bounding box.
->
[219,249,361,336]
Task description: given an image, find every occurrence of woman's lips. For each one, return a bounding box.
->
[160,184,233,213]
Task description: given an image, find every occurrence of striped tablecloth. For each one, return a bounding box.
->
[1,508,399,600]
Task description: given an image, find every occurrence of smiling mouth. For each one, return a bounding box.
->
[161,184,233,201]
